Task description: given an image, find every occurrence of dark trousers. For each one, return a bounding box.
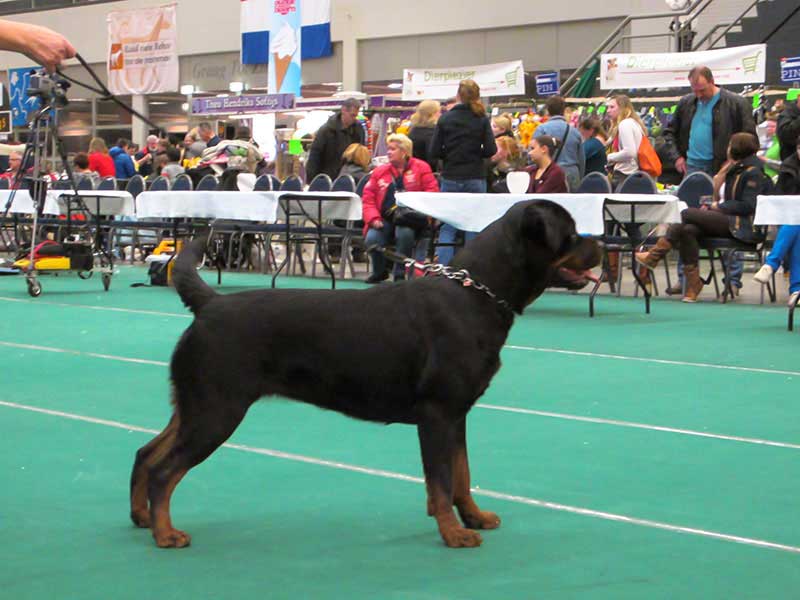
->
[666,208,731,265]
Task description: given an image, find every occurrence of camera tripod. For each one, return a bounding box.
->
[0,71,112,296]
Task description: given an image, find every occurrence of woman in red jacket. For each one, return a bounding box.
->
[526,135,568,193]
[361,133,439,283]
[87,137,116,179]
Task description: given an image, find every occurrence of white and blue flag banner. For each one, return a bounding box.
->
[241,0,331,65]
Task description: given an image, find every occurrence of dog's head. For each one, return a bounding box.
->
[452,200,601,314]
[509,200,602,302]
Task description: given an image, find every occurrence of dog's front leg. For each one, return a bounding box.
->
[453,418,501,531]
[417,411,483,548]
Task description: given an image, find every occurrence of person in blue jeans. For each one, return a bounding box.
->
[429,79,496,265]
[753,226,800,306]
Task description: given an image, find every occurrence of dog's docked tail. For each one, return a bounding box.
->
[172,237,217,314]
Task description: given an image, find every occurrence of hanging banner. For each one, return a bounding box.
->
[600,44,766,90]
[107,4,179,95]
[8,67,40,127]
[535,72,560,97]
[402,60,525,100]
[192,93,295,115]
[781,56,800,83]
[267,0,302,96]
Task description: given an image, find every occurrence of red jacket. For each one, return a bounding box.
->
[361,157,439,235]
[88,152,116,178]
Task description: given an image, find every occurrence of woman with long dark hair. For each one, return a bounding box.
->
[429,79,496,264]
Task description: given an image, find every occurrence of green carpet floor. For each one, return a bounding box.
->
[0,266,797,599]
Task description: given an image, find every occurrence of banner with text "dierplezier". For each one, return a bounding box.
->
[600,44,766,90]
[107,4,178,95]
[402,60,525,100]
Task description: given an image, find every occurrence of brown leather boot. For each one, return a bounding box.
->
[682,264,703,303]
[635,238,672,270]
[601,252,620,284]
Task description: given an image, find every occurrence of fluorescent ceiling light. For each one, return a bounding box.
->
[229,82,244,93]
[180,84,195,95]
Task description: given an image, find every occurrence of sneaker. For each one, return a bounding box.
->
[364,271,389,284]
[788,291,800,308]
[753,264,773,284]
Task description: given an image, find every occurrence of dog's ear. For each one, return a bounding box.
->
[521,204,566,255]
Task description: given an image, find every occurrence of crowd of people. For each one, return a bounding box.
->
[0,16,798,304]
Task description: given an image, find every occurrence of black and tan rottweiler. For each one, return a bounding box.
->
[130,199,600,549]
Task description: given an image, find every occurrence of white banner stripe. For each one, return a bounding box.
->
[1,399,798,555]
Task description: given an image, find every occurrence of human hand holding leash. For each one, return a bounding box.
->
[0,20,76,73]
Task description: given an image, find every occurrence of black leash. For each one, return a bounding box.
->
[368,245,513,314]
[56,54,166,137]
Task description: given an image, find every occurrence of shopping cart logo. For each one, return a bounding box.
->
[741,51,761,74]
[505,68,519,88]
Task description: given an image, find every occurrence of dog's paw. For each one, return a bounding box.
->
[130,509,151,528]
[461,510,501,530]
[153,528,191,548]
[440,526,483,548]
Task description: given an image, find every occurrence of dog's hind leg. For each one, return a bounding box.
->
[417,409,483,548]
[452,418,501,531]
[130,412,180,528]
[147,399,249,548]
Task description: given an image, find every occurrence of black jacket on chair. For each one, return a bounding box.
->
[777,152,800,195]
[663,88,756,174]
[429,104,496,180]
[307,112,365,181]
[777,102,800,162]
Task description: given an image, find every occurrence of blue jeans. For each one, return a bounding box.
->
[436,178,486,265]
[686,162,714,177]
[365,223,416,278]
[766,225,800,294]
[677,163,742,288]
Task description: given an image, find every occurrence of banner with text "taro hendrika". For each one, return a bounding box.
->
[600,44,766,90]
[107,4,179,95]
[402,61,525,100]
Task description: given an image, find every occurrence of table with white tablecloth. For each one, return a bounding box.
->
[51,189,135,217]
[0,189,61,215]
[135,190,361,222]
[754,195,800,226]
[135,190,362,288]
[136,191,278,220]
[395,192,683,235]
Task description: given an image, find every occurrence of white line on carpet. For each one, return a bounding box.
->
[1,399,798,555]
[1,340,798,451]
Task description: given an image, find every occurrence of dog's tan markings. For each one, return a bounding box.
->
[453,446,501,530]
[130,413,180,528]
[151,468,190,548]
[426,483,483,548]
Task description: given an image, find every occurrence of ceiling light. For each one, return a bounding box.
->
[180,84,195,95]
[229,82,244,93]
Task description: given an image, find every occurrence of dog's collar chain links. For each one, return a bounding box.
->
[399,256,513,314]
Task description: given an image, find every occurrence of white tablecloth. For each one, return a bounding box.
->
[273,191,362,221]
[51,190,135,216]
[136,191,278,220]
[754,195,800,225]
[396,193,683,235]
[0,189,60,215]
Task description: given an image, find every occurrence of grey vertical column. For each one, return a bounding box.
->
[131,95,149,148]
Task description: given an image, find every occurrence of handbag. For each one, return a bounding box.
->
[637,134,662,178]
[380,168,429,232]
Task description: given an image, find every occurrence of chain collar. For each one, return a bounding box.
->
[396,255,513,315]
